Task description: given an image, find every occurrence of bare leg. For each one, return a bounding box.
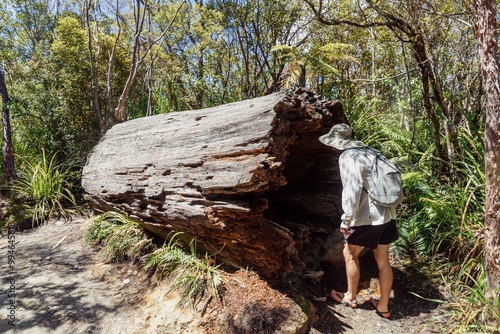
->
[372,244,393,312]
[343,243,364,303]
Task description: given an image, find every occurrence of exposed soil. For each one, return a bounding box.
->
[0,215,448,333]
[311,252,446,333]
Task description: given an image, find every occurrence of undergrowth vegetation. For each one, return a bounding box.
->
[443,262,500,333]
[85,211,154,262]
[9,150,79,226]
[144,232,225,308]
[347,96,497,332]
[85,214,224,307]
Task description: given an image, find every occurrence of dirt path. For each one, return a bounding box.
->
[0,216,205,334]
[0,216,445,333]
[310,255,445,333]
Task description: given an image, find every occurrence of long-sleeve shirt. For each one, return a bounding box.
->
[338,148,396,228]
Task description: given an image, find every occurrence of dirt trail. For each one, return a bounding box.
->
[0,216,204,334]
[0,216,445,333]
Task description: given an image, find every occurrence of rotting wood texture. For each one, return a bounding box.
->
[82,88,349,277]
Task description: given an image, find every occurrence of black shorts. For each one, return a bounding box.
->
[345,220,398,249]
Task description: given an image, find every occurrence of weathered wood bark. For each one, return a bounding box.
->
[473,0,500,303]
[82,89,348,277]
[0,69,17,183]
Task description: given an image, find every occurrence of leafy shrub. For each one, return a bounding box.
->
[395,126,485,265]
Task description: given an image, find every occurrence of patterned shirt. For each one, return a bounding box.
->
[339,148,396,228]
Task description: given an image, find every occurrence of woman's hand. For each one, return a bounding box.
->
[340,227,353,236]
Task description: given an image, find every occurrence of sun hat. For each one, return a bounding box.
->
[319,123,366,150]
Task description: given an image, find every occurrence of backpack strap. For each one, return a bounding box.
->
[344,147,376,193]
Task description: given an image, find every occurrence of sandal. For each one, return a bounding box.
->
[369,298,391,319]
[330,289,358,308]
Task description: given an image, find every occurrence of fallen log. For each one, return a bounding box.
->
[82,88,348,277]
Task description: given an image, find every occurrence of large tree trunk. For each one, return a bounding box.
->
[473,0,500,303]
[0,69,17,183]
[82,89,348,277]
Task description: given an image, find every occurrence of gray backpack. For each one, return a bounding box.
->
[363,148,404,207]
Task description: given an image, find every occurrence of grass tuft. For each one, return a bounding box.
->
[441,260,500,333]
[85,211,154,262]
[144,231,225,308]
[10,149,78,225]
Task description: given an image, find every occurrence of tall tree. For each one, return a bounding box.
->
[303,0,468,172]
[82,0,185,125]
[0,69,17,183]
[472,0,500,304]
[215,0,309,98]
[83,0,107,132]
[114,0,186,122]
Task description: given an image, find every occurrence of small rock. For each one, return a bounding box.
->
[123,278,130,284]
[91,263,114,281]
[18,289,33,298]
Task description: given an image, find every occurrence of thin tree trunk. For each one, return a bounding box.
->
[235,24,251,99]
[146,56,155,116]
[105,0,121,126]
[411,34,447,171]
[115,55,140,122]
[84,0,106,133]
[114,0,185,122]
[0,69,17,183]
[473,0,500,306]
[187,30,204,109]
[114,0,145,122]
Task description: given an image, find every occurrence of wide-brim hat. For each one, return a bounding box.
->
[319,123,366,150]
